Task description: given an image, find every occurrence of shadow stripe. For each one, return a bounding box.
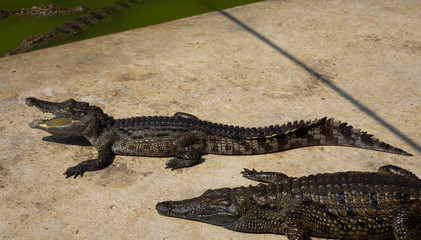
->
[218,10,420,154]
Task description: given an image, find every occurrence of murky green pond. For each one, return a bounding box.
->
[0,0,261,57]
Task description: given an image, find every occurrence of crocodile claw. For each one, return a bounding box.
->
[64,165,85,178]
[241,168,256,175]
[165,158,183,170]
[165,157,202,170]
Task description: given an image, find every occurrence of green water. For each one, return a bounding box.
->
[0,0,261,57]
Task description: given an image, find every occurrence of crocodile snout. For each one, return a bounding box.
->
[25,97,37,106]
[156,201,174,215]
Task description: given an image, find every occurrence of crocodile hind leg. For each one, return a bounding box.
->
[166,131,206,170]
[282,212,311,240]
[241,168,289,184]
[378,165,420,181]
[393,205,421,239]
[64,146,114,178]
[173,112,199,120]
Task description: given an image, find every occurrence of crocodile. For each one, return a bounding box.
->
[5,0,141,56]
[0,4,86,18]
[25,97,412,179]
[156,165,421,239]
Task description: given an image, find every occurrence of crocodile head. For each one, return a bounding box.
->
[157,185,287,234]
[26,97,110,137]
[156,188,241,227]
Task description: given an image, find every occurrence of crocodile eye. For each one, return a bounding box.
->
[65,106,72,111]
[203,190,213,195]
[217,199,231,207]
[203,198,231,207]
[65,99,76,105]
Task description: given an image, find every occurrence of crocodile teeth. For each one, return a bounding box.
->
[29,116,72,128]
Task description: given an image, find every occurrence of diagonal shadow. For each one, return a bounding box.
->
[215,10,420,154]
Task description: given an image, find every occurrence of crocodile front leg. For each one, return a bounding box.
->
[64,146,114,178]
[393,205,421,239]
[165,131,206,170]
[283,213,311,240]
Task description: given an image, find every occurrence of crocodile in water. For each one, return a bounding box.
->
[156,165,421,239]
[5,0,140,56]
[26,97,412,179]
[0,4,86,18]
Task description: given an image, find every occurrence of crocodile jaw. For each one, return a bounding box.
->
[29,117,87,137]
[156,188,240,227]
[26,97,90,136]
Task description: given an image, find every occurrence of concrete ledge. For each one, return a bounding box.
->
[0,0,420,239]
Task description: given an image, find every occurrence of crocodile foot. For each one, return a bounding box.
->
[165,157,203,170]
[64,165,85,178]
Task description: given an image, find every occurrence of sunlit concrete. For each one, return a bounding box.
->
[0,0,420,239]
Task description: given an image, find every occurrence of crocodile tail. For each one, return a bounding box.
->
[279,117,412,156]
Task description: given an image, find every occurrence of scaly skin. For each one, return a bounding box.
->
[26,97,412,179]
[5,0,141,56]
[0,4,86,18]
[156,165,421,240]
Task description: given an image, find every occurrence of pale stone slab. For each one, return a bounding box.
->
[0,0,420,239]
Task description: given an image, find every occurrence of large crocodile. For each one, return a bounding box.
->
[26,97,412,179]
[156,165,421,239]
[5,0,140,56]
[0,4,86,18]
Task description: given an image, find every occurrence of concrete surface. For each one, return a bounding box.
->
[0,0,420,239]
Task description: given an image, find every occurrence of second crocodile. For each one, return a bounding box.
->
[26,97,412,179]
[0,4,86,18]
[157,165,421,239]
[5,0,141,56]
